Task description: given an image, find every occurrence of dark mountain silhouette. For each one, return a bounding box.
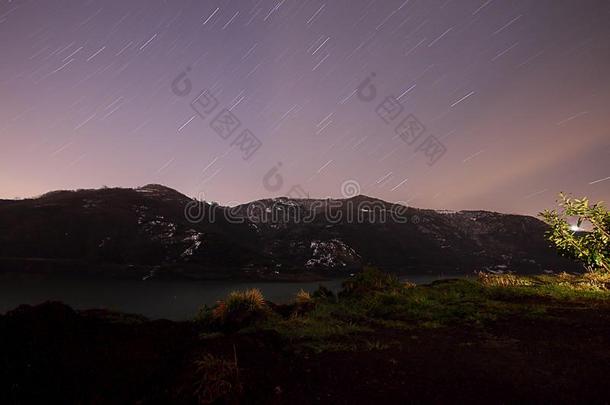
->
[0,184,578,280]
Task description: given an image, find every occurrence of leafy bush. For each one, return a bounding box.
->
[540,193,609,272]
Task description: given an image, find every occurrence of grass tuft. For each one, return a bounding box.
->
[193,352,242,404]
[476,272,533,287]
[295,289,312,305]
[196,288,268,332]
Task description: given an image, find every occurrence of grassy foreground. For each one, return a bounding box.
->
[2,270,610,404]
[191,269,610,403]
[198,269,610,352]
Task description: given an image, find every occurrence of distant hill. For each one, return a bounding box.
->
[0,184,579,280]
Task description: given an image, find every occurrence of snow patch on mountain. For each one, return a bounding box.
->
[181,230,204,257]
[306,239,360,269]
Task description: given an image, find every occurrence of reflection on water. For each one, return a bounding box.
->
[0,274,460,320]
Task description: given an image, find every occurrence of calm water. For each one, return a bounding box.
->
[0,274,459,320]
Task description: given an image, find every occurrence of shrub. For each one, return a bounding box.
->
[540,193,609,272]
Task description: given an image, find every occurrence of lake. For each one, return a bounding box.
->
[0,274,461,320]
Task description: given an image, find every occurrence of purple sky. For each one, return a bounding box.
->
[1,0,609,215]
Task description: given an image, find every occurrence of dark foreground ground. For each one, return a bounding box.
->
[1,275,610,404]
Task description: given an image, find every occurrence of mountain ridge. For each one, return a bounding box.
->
[0,184,579,280]
[2,184,536,218]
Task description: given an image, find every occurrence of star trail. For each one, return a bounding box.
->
[1,0,609,215]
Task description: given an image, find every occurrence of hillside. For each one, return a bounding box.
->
[0,185,578,279]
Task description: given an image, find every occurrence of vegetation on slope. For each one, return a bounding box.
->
[196,268,610,350]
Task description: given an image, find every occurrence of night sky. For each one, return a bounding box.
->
[1,0,609,215]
